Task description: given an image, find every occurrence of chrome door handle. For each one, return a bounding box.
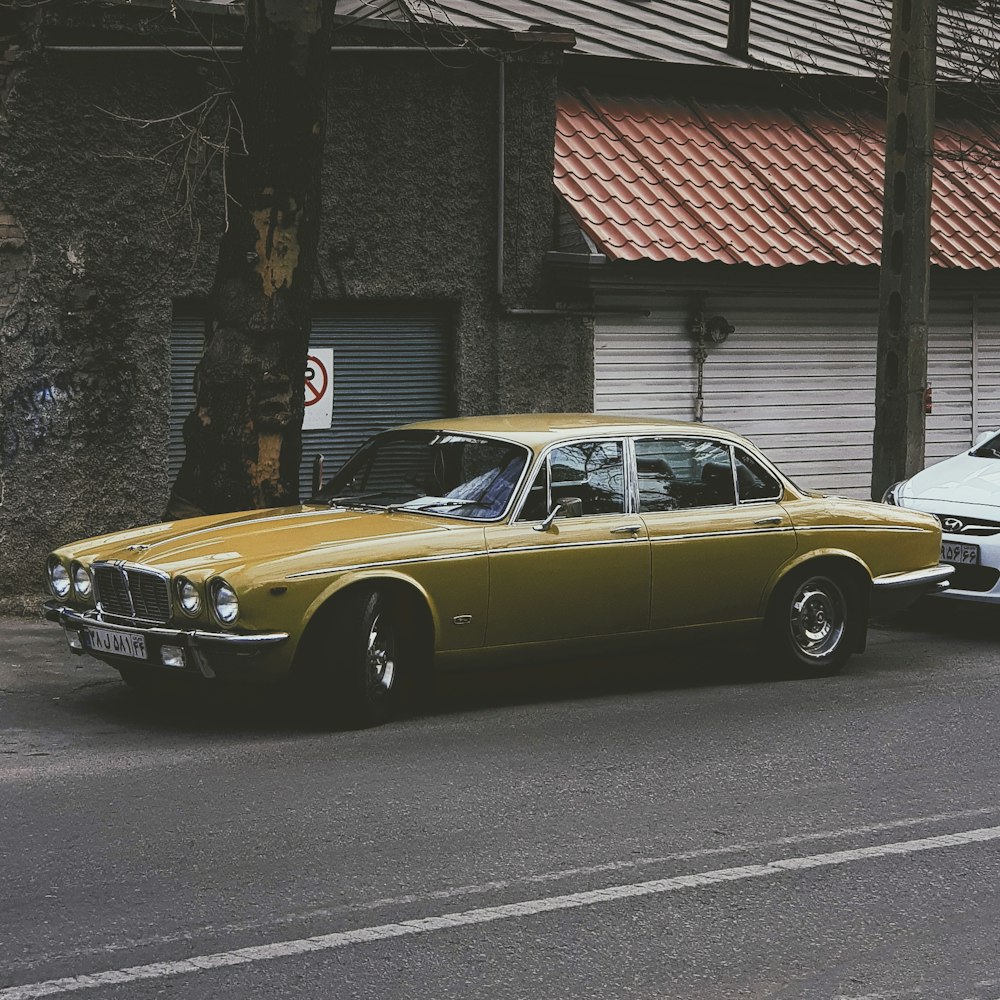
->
[610,525,643,535]
[754,516,782,526]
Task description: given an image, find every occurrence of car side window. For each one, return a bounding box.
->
[636,438,736,511]
[517,464,550,522]
[733,448,782,502]
[549,441,625,515]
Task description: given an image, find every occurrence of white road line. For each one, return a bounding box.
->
[4,825,1000,1000]
[11,806,996,974]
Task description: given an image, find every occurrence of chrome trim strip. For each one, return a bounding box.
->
[289,532,653,579]
[289,525,805,579]
[872,564,954,590]
[728,443,739,503]
[649,526,795,543]
[624,436,639,515]
[287,549,488,580]
[495,538,634,557]
[49,605,288,649]
[799,524,928,533]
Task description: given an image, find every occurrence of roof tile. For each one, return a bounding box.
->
[556,92,1000,269]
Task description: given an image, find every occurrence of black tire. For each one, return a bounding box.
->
[310,587,424,729]
[767,567,858,676]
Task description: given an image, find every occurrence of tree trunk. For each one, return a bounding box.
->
[166,0,328,518]
[871,0,937,501]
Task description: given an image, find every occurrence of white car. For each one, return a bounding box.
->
[884,430,1000,603]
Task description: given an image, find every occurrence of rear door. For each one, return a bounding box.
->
[636,437,796,629]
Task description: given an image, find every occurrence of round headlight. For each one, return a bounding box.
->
[176,578,202,617]
[72,563,92,600]
[211,579,239,625]
[882,481,905,505]
[48,558,71,599]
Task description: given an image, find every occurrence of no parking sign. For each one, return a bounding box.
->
[303,348,333,430]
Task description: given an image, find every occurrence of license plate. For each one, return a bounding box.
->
[85,626,148,661]
[942,540,980,566]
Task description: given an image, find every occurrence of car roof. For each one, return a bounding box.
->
[399,413,747,448]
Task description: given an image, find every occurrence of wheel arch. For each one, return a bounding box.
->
[762,550,873,653]
[297,572,439,666]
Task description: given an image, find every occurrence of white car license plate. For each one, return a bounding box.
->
[942,540,980,566]
[85,626,148,661]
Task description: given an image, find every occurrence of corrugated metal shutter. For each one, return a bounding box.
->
[305,314,450,496]
[926,296,973,465]
[170,311,450,499]
[595,287,974,499]
[976,295,1000,437]
[169,313,207,486]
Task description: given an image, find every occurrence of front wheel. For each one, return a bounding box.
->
[309,587,424,729]
[767,569,858,675]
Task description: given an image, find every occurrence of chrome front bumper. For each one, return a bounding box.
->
[44,602,289,678]
[870,564,954,614]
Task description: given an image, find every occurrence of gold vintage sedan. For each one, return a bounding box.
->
[45,415,951,726]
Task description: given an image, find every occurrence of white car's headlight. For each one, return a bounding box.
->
[48,558,71,599]
[882,481,905,505]
[71,562,93,601]
[176,578,202,617]
[211,579,239,625]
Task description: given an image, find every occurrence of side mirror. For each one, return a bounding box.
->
[533,496,583,532]
[974,429,995,448]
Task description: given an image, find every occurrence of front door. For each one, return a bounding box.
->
[484,439,650,646]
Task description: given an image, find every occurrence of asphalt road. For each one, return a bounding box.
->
[2,603,1000,1000]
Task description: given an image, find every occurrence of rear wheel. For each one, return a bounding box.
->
[767,568,858,675]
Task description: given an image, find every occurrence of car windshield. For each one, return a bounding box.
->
[973,431,1000,459]
[314,430,530,520]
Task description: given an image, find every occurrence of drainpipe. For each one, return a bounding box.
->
[496,59,506,303]
[727,0,752,59]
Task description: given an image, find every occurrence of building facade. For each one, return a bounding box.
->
[0,10,592,608]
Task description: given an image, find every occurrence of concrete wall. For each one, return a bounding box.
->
[0,34,592,611]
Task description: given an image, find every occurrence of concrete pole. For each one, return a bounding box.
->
[871,0,937,501]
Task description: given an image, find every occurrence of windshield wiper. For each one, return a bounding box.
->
[324,491,400,509]
[395,498,490,513]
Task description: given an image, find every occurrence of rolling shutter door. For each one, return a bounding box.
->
[170,311,450,499]
[926,297,973,465]
[595,287,973,499]
[976,295,1000,436]
[169,313,206,487]
[305,314,450,493]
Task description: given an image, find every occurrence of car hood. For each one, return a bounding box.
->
[901,452,1000,510]
[63,504,476,579]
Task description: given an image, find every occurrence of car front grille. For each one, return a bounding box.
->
[931,513,1000,536]
[93,564,171,623]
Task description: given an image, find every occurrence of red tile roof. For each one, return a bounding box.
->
[555,92,1000,269]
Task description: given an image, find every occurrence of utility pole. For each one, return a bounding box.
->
[871,0,938,501]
